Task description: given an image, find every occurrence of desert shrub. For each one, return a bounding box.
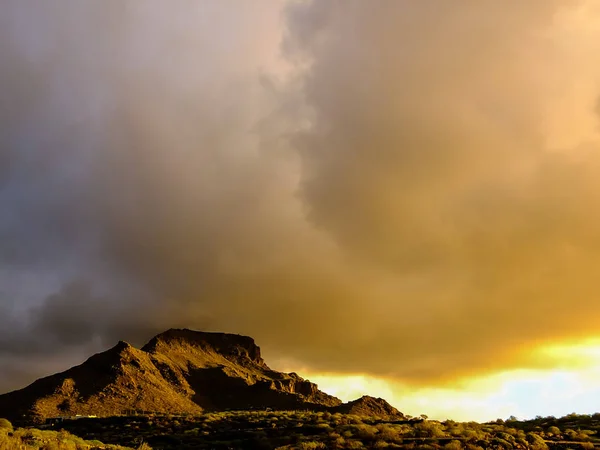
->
[461,428,485,441]
[525,432,548,450]
[330,436,346,448]
[315,422,332,432]
[40,443,61,450]
[353,423,378,441]
[444,440,464,450]
[515,438,528,447]
[414,421,447,438]
[565,429,578,440]
[0,425,131,450]
[341,430,353,438]
[581,443,595,450]
[465,445,484,450]
[347,415,363,425]
[513,429,526,440]
[446,424,465,437]
[495,432,515,443]
[331,413,343,423]
[580,429,596,439]
[0,419,11,431]
[565,429,594,441]
[375,423,399,441]
[491,437,513,449]
[297,441,325,449]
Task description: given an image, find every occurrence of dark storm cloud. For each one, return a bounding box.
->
[2,0,600,393]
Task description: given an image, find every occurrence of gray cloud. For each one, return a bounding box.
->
[2,0,600,393]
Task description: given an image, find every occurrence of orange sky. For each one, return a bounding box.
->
[283,339,600,421]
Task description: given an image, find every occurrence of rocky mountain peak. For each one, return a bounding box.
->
[0,329,404,424]
[142,328,266,367]
[334,395,405,419]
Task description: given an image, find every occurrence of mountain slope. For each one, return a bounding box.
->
[0,329,341,423]
[332,395,405,419]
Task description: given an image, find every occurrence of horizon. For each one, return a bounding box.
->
[2,327,600,422]
[2,0,600,422]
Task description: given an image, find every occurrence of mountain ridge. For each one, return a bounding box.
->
[0,328,403,423]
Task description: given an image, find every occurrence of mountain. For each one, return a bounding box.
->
[0,329,350,423]
[332,395,405,419]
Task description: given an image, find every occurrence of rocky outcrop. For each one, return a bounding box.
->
[0,339,203,423]
[0,329,341,423]
[332,395,405,419]
[142,329,266,368]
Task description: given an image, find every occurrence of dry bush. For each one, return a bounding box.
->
[444,440,464,450]
[0,420,11,431]
[297,442,326,450]
[0,425,135,450]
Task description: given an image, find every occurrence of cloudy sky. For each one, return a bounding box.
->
[3,0,600,421]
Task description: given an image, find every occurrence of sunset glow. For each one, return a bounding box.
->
[287,340,600,421]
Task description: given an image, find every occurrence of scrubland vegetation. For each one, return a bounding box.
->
[0,417,147,450]
[7,410,600,449]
